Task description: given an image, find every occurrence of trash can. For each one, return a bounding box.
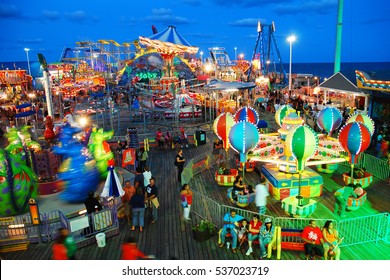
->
[95,233,106,248]
[195,130,206,146]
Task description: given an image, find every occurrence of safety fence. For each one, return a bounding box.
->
[192,190,389,250]
[0,206,119,249]
[188,151,389,252]
[340,152,389,181]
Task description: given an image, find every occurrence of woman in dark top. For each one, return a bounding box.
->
[130,187,145,232]
[232,175,246,200]
[176,148,185,183]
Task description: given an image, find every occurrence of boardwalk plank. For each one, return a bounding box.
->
[1,127,389,260]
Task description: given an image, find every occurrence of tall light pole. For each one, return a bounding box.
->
[200,51,203,67]
[234,47,237,60]
[24,48,31,76]
[287,35,296,93]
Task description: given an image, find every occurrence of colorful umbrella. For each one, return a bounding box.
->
[285,125,319,171]
[101,166,124,198]
[228,121,259,163]
[317,107,342,136]
[234,106,259,125]
[346,113,375,136]
[213,113,235,151]
[275,105,293,127]
[338,122,371,165]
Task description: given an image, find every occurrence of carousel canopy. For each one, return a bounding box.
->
[139,25,198,54]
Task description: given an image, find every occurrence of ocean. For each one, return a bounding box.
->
[2,61,390,84]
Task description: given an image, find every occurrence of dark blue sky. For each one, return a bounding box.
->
[1,0,389,64]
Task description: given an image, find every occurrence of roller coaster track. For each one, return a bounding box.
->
[355,70,390,92]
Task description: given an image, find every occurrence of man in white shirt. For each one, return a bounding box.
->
[255,184,269,215]
[143,166,152,188]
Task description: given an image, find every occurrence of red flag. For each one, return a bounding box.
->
[122,148,135,167]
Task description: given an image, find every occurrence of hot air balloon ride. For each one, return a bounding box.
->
[281,125,319,217]
[213,113,238,186]
[339,122,373,188]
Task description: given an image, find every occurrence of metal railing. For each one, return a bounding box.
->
[339,152,390,181]
[0,206,119,248]
[188,151,390,251]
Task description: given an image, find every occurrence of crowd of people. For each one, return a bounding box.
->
[218,209,275,259]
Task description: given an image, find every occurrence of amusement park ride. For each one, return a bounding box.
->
[212,104,374,217]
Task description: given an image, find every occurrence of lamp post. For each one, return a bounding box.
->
[287,35,296,93]
[24,48,31,76]
[234,47,237,60]
[200,51,203,67]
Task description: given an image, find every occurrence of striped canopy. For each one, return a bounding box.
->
[139,26,198,54]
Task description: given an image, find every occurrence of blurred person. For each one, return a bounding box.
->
[180,183,193,221]
[122,180,135,226]
[121,237,147,260]
[255,184,269,215]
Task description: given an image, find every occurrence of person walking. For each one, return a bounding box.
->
[143,166,152,188]
[130,187,145,232]
[180,183,193,221]
[121,237,147,260]
[145,177,159,224]
[138,147,148,172]
[255,184,269,215]
[122,181,135,226]
[175,149,185,183]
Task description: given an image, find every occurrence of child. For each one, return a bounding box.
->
[237,219,249,248]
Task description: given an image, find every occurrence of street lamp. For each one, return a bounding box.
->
[200,51,203,66]
[287,35,296,93]
[24,48,31,76]
[234,47,237,60]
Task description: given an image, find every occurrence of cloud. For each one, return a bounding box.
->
[65,10,88,23]
[185,32,215,39]
[17,38,44,44]
[0,3,21,18]
[141,8,191,25]
[179,0,202,5]
[359,17,390,25]
[211,0,288,8]
[274,0,338,15]
[229,18,266,27]
[42,10,60,21]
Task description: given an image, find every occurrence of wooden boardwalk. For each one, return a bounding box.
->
[1,128,390,260]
